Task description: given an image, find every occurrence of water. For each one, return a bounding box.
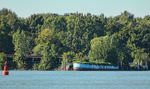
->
[0,71,150,89]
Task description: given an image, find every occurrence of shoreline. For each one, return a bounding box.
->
[1,69,149,71]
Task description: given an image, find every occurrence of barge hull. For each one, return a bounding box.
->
[73,67,119,71]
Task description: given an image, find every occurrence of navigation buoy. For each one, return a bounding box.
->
[2,62,9,75]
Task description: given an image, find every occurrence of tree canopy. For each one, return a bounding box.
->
[0,8,150,70]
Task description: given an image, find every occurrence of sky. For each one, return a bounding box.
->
[0,0,150,18]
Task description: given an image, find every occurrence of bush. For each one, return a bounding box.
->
[32,63,39,70]
[0,53,6,70]
[17,61,27,69]
[38,65,45,70]
[7,61,17,69]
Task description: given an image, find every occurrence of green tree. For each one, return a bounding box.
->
[33,28,62,70]
[61,51,75,65]
[89,34,119,65]
[38,44,58,70]
[12,29,28,69]
[132,48,149,66]
[73,52,83,62]
[0,52,6,70]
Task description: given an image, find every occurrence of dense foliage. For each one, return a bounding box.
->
[0,52,6,69]
[0,8,150,70]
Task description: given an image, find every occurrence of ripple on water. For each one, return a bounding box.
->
[0,71,150,89]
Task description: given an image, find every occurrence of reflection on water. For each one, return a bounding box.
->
[0,71,150,89]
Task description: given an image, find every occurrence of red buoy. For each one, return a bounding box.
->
[2,62,9,75]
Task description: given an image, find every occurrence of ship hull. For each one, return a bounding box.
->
[73,63,119,71]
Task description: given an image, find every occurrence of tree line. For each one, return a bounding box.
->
[0,8,150,70]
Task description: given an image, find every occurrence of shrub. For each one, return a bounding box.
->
[32,63,39,70]
[38,64,45,70]
[0,53,6,70]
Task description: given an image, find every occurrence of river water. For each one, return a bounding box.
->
[0,71,150,89]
